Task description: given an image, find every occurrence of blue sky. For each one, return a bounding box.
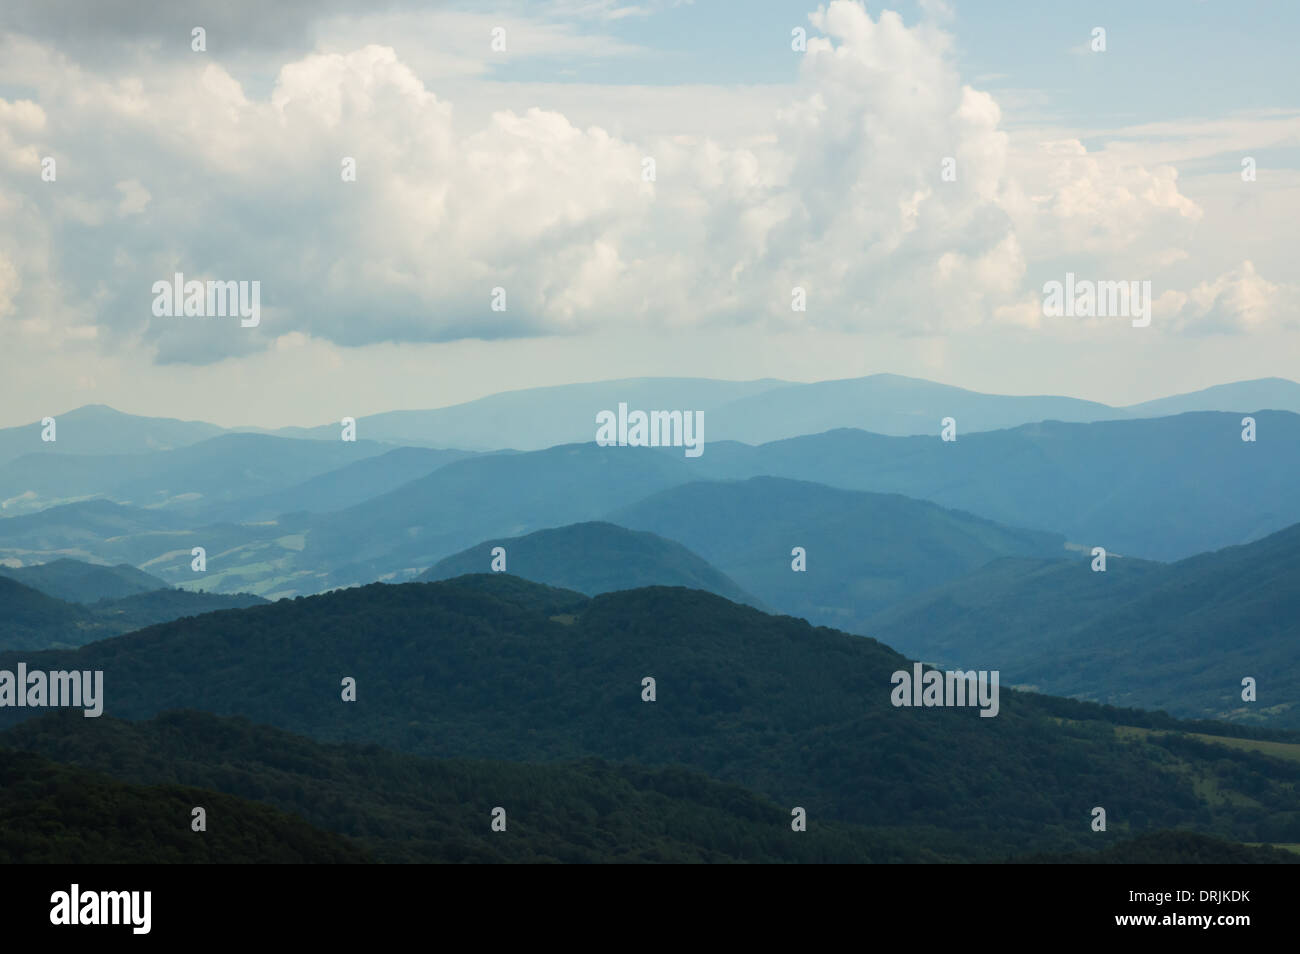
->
[496,1,1299,120]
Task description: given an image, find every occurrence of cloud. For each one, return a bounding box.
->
[0,1,652,81]
[115,179,151,216]
[0,253,18,316]
[0,0,385,59]
[0,0,1273,366]
[1157,261,1299,334]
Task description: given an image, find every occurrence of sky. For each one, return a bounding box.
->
[0,0,1297,428]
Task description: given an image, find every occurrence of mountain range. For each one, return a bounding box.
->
[3,410,1295,607]
[6,374,1299,461]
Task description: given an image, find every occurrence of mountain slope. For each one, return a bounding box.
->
[0,748,367,863]
[869,522,1300,726]
[0,405,224,469]
[203,445,481,522]
[610,476,1064,629]
[708,373,1300,443]
[0,576,97,650]
[694,411,1300,561]
[0,575,268,651]
[1019,831,1300,864]
[281,377,786,450]
[0,498,315,597]
[7,710,1290,863]
[87,588,270,636]
[269,374,1300,447]
[0,433,393,517]
[303,443,704,586]
[0,558,167,603]
[8,376,1295,466]
[0,498,191,548]
[3,576,1297,857]
[418,522,759,606]
[1125,377,1300,417]
[708,373,1124,443]
[2,709,963,863]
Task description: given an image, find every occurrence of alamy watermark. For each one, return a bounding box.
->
[595,403,704,458]
[890,662,1000,718]
[0,664,103,717]
[1042,272,1151,328]
[152,272,260,327]
[50,885,150,934]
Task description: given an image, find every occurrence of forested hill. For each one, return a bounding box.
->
[0,747,368,863]
[6,708,1296,864]
[2,575,1297,858]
